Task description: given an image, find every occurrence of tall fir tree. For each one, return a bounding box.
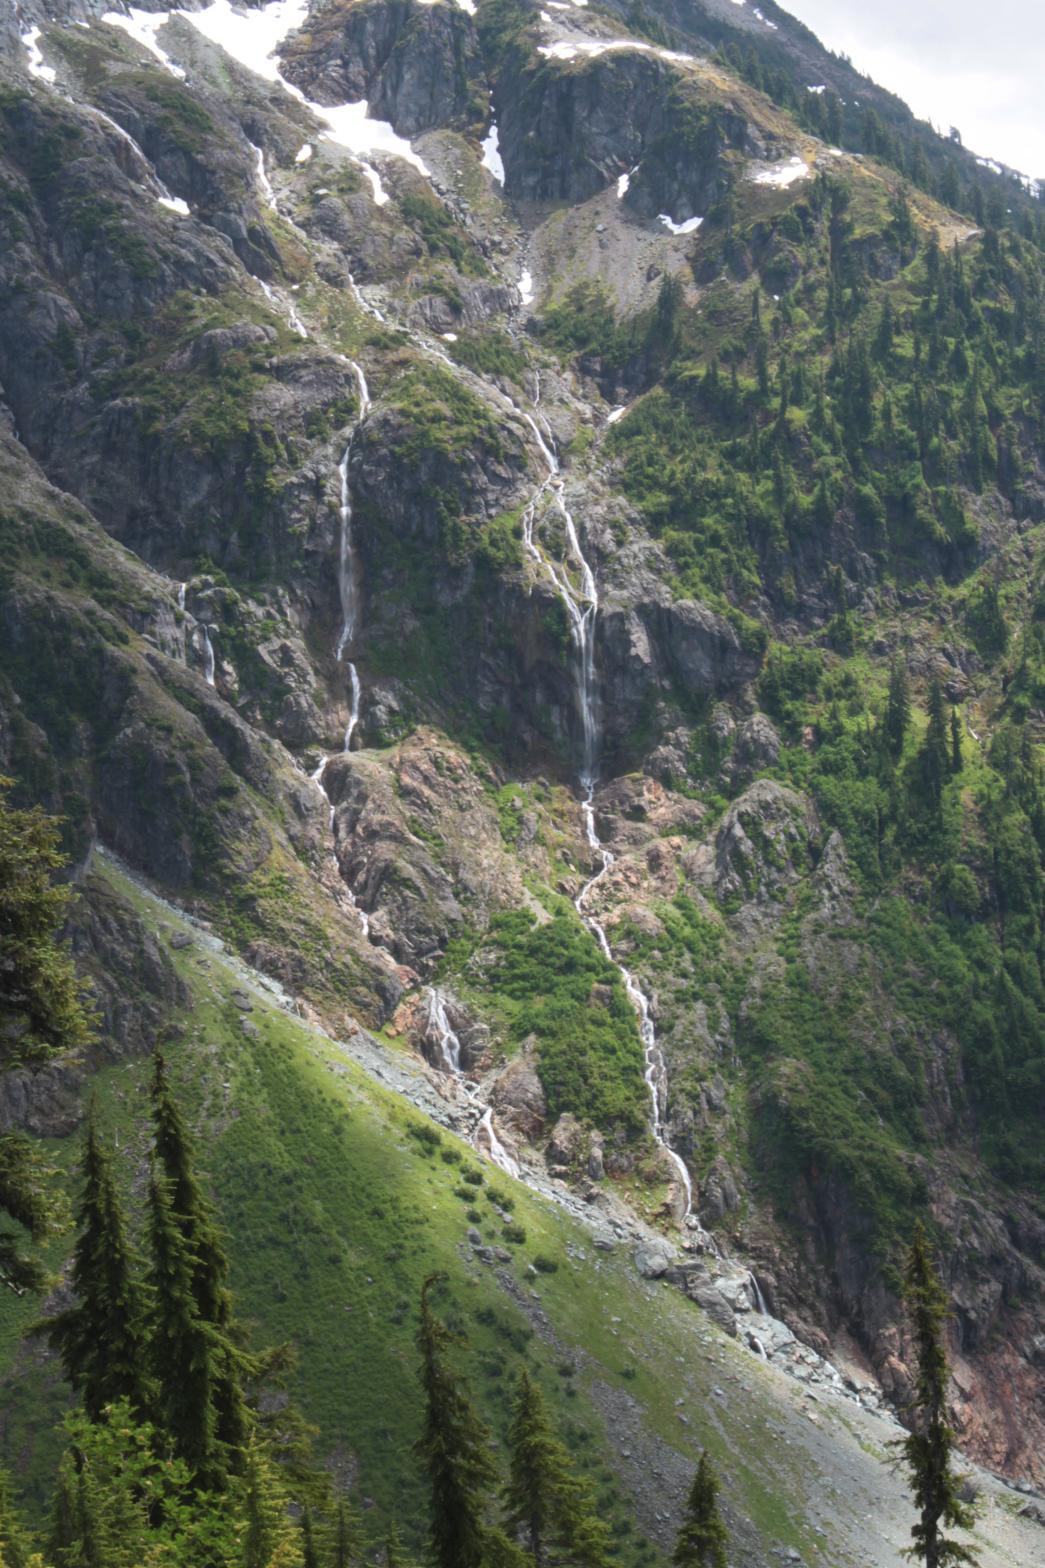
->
[950,709,963,775]
[918,678,951,817]
[0,781,93,1292]
[885,658,911,760]
[42,1106,149,1420]
[415,1276,499,1568]
[672,1453,728,1568]
[331,1500,362,1568]
[151,1052,250,1465]
[146,1170,221,1489]
[901,1224,977,1568]
[301,1505,320,1568]
[503,1370,611,1568]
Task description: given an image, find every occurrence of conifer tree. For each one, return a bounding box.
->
[885,658,911,759]
[151,1053,250,1464]
[918,678,950,816]
[42,1106,149,1420]
[331,1501,361,1568]
[301,1505,320,1568]
[0,782,93,1291]
[415,1276,499,1568]
[901,1224,977,1567]
[950,710,963,775]
[673,1452,728,1568]
[0,1470,32,1568]
[146,1170,220,1489]
[503,1369,611,1568]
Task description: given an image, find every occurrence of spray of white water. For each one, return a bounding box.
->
[309,754,370,938]
[199,625,216,686]
[513,385,702,1228]
[424,989,520,1179]
[334,362,370,751]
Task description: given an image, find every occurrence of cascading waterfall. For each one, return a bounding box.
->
[516,390,700,1227]
[424,989,520,1178]
[307,359,374,936]
[309,754,370,938]
[199,625,216,687]
[425,989,462,1073]
[335,362,370,751]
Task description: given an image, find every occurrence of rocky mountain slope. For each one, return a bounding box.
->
[0,0,1043,1540]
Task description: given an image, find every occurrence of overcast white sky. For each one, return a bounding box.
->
[779,0,1045,179]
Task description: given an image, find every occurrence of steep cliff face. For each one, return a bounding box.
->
[1,0,1043,1505]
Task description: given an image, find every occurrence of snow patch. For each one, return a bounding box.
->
[22,25,57,82]
[481,123,505,185]
[158,195,190,215]
[616,166,635,198]
[606,405,628,424]
[518,269,535,305]
[752,155,809,188]
[752,7,778,27]
[295,142,313,163]
[441,333,458,342]
[539,37,693,64]
[101,9,185,78]
[806,84,826,94]
[658,212,702,235]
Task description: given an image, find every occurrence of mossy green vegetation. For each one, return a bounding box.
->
[0,858,830,1565]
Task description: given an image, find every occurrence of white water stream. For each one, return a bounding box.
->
[308,358,373,933]
[512,384,704,1229]
[425,990,521,1179]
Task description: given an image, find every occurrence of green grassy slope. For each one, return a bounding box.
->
[2,853,1036,1568]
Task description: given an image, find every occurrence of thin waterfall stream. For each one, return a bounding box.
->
[309,360,373,939]
[514,381,705,1232]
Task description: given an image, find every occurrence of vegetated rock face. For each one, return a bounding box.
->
[2,0,1044,1503]
[283,0,486,137]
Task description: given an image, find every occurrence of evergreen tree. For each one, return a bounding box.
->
[503,1370,611,1568]
[0,782,93,1291]
[301,1505,320,1568]
[331,1501,361,1568]
[146,1170,220,1489]
[918,678,951,816]
[42,1106,149,1420]
[415,1276,499,1568]
[950,710,963,775]
[0,1470,32,1568]
[901,1225,977,1567]
[885,658,911,759]
[151,1053,250,1465]
[672,1453,728,1568]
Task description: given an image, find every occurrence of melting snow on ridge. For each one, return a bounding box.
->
[103,0,428,186]
[101,10,185,77]
[658,213,702,234]
[539,37,693,64]
[753,155,809,188]
[481,123,505,185]
[22,26,57,82]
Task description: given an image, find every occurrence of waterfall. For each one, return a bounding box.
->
[249,140,278,209]
[199,625,216,687]
[513,386,700,1228]
[425,989,521,1179]
[334,362,370,752]
[87,105,188,213]
[310,754,370,938]
[426,988,462,1073]
[476,1106,521,1179]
